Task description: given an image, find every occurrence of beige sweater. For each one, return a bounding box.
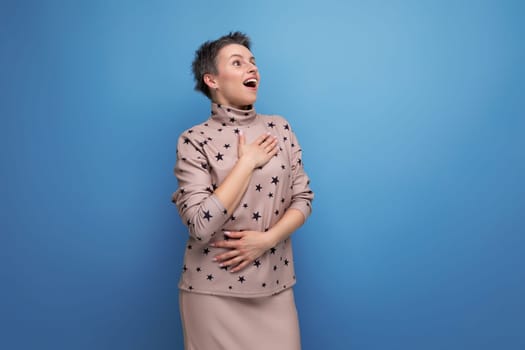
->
[172,103,313,298]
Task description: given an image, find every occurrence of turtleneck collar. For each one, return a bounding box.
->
[210,103,258,126]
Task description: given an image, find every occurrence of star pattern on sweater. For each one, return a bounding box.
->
[203,210,213,221]
[174,105,313,297]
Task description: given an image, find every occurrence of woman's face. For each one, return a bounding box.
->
[204,44,260,109]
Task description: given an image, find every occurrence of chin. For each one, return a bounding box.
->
[235,97,257,109]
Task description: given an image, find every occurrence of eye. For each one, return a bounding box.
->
[232,60,241,67]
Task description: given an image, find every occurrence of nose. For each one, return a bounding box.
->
[247,61,258,73]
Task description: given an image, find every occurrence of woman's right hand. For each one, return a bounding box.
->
[238,131,278,169]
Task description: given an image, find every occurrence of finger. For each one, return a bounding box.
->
[255,132,271,145]
[220,255,243,267]
[214,250,240,262]
[268,146,279,157]
[259,134,275,146]
[264,138,278,152]
[238,129,246,146]
[224,231,245,239]
[230,260,250,273]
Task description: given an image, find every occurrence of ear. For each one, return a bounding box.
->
[203,73,219,90]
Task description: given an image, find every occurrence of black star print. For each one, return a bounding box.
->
[229,117,235,123]
[284,259,289,266]
[238,276,246,283]
[283,136,288,141]
[274,210,279,216]
[204,123,209,127]
[271,176,279,185]
[201,162,208,170]
[243,203,248,208]
[188,129,194,133]
[273,265,277,271]
[234,128,240,134]
[189,285,193,290]
[268,192,273,198]
[270,247,276,254]
[268,121,275,128]
[224,144,230,149]
[253,260,261,268]
[284,124,289,130]
[220,265,229,271]
[207,274,214,281]
[215,152,224,161]
[203,210,213,221]
[205,186,213,193]
[196,267,201,272]
[229,286,233,289]
[255,184,262,192]
[230,215,236,221]
[252,212,261,221]
[187,244,192,250]
[183,137,190,144]
[203,248,210,255]
[183,265,187,272]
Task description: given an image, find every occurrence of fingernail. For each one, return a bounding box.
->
[209,243,215,247]
[224,231,231,235]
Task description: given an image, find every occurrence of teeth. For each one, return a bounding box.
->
[244,78,257,84]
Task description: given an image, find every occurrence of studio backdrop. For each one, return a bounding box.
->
[2,0,524,349]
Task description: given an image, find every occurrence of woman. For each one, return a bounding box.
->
[172,31,314,350]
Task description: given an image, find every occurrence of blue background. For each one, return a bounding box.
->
[2,0,524,349]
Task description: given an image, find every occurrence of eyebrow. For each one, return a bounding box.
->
[229,54,256,62]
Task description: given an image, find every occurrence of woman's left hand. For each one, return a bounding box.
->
[211,231,274,273]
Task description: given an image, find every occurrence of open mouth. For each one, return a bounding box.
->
[243,78,258,88]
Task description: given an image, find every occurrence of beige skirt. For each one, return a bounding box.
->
[179,288,301,350]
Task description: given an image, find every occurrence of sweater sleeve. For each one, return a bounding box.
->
[171,131,230,243]
[287,124,314,220]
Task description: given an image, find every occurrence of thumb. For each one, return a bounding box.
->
[238,129,245,146]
